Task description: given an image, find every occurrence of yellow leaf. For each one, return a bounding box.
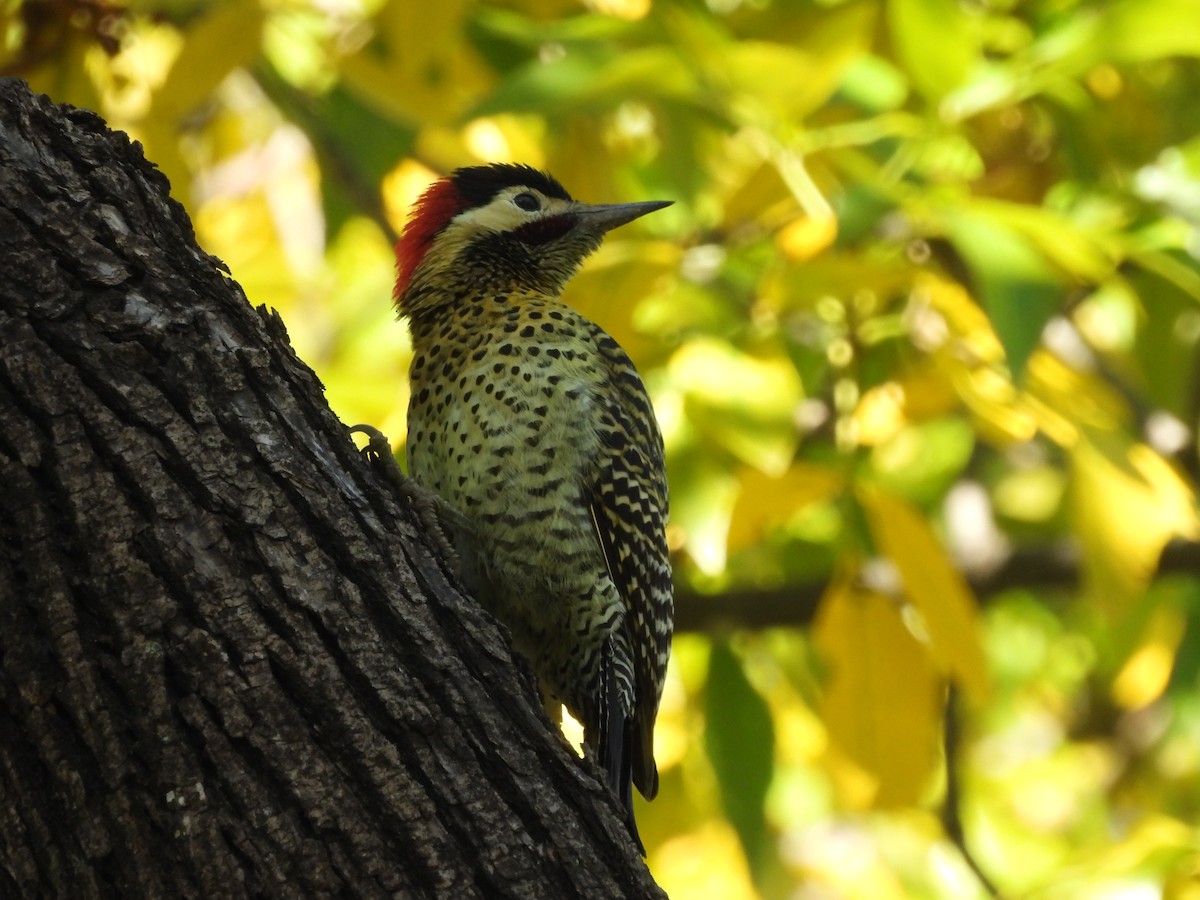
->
[889,0,978,104]
[719,161,792,231]
[653,820,758,900]
[150,4,264,125]
[859,485,990,701]
[814,579,941,808]
[727,463,845,552]
[726,2,875,121]
[588,0,652,20]
[339,0,493,124]
[854,381,907,445]
[563,239,682,364]
[776,213,838,262]
[1071,435,1198,607]
[1026,349,1128,434]
[761,251,914,314]
[893,364,959,422]
[723,42,831,120]
[382,159,441,235]
[920,274,1005,364]
[669,338,803,475]
[1112,605,1185,710]
[970,198,1119,283]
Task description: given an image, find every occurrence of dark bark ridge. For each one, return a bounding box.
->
[0,78,663,898]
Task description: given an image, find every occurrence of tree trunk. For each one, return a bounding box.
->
[0,77,664,899]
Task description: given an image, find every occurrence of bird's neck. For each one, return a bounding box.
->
[405,287,567,352]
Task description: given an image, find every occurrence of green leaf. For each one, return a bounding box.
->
[1103,0,1200,62]
[315,85,417,235]
[1131,270,1200,416]
[869,417,976,506]
[705,641,774,876]
[665,441,740,577]
[838,54,910,112]
[1167,580,1200,693]
[887,0,979,103]
[723,1,875,124]
[669,338,803,476]
[943,210,1063,380]
[473,46,697,117]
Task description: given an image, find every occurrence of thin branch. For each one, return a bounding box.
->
[942,685,998,897]
[674,538,1200,634]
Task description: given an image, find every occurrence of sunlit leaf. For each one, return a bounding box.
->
[150,3,264,125]
[859,485,990,701]
[887,0,979,103]
[814,578,941,807]
[1102,0,1200,62]
[973,200,1118,283]
[762,253,914,313]
[1111,605,1185,710]
[194,193,297,310]
[564,238,681,363]
[722,42,837,122]
[1071,434,1199,610]
[727,463,845,553]
[473,6,636,45]
[141,3,264,186]
[316,217,410,435]
[776,213,838,263]
[714,0,877,125]
[577,46,699,106]
[705,641,774,873]
[651,819,759,900]
[838,54,910,112]
[340,0,493,124]
[669,338,803,476]
[1131,248,1200,304]
[942,209,1063,380]
[869,417,975,506]
[667,442,740,576]
[1024,349,1128,434]
[22,33,102,120]
[919,274,1006,364]
[472,46,697,116]
[992,465,1067,526]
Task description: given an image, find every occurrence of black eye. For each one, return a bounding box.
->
[513,192,541,212]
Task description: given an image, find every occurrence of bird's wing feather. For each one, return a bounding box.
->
[586,327,673,800]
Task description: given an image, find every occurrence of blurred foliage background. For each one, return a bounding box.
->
[7,0,1200,895]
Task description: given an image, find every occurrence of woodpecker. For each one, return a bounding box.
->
[393,163,673,850]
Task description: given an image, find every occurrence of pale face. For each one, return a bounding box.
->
[401,184,604,315]
[448,185,577,235]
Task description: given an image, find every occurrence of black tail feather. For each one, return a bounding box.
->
[597,648,645,854]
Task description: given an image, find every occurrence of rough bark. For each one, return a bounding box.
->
[0,77,664,899]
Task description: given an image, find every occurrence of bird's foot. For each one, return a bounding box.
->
[349,424,464,569]
[349,423,408,488]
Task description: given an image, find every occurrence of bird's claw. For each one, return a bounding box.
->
[349,424,408,488]
[349,423,463,569]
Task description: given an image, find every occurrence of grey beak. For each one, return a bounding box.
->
[576,199,673,233]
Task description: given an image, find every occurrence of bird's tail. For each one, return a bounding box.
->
[597,649,644,854]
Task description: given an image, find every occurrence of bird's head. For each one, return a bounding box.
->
[394,163,671,317]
